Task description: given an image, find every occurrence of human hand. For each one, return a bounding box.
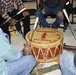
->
[22,44,31,55]
[42,9,46,14]
[9,19,18,25]
[22,11,29,17]
[57,11,63,18]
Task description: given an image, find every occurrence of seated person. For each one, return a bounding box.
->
[0,28,36,75]
[35,0,67,28]
[0,0,30,42]
[60,51,76,75]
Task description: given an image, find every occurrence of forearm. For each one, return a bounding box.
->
[1,1,11,20]
[3,49,23,61]
[59,0,67,11]
[2,13,11,21]
[39,0,45,9]
[22,44,31,55]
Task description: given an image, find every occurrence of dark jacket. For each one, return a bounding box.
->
[39,0,67,11]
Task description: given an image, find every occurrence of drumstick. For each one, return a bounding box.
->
[0,8,26,26]
[33,17,39,29]
[17,8,26,15]
[30,17,39,41]
[64,43,76,52]
[23,17,39,54]
[10,17,25,28]
[28,17,39,45]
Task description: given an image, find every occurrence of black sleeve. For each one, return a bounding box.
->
[39,0,45,9]
[59,0,67,11]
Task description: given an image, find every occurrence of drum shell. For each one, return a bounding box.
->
[26,28,64,62]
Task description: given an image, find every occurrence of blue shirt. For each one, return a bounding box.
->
[0,28,22,75]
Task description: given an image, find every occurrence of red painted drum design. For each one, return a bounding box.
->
[26,28,64,62]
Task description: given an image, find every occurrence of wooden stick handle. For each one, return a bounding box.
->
[64,43,76,50]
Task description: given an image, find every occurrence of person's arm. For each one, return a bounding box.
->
[16,0,25,10]
[5,43,32,61]
[57,0,67,18]
[2,48,23,61]
[22,44,31,55]
[59,0,67,11]
[0,30,22,61]
[16,0,29,17]
[39,0,45,10]
[0,29,32,61]
[1,1,18,26]
[1,1,11,21]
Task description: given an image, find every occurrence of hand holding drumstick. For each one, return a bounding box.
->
[22,14,37,55]
[9,10,29,26]
[22,43,31,55]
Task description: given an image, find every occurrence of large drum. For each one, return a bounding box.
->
[26,28,63,62]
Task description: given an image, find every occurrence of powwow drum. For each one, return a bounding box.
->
[26,28,64,62]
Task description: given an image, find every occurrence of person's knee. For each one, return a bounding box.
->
[60,52,71,66]
[35,11,39,17]
[60,54,64,64]
[60,53,67,64]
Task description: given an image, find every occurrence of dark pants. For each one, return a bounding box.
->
[0,9,30,41]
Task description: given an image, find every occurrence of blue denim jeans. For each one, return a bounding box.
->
[35,6,64,28]
[6,55,36,75]
[60,52,76,75]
